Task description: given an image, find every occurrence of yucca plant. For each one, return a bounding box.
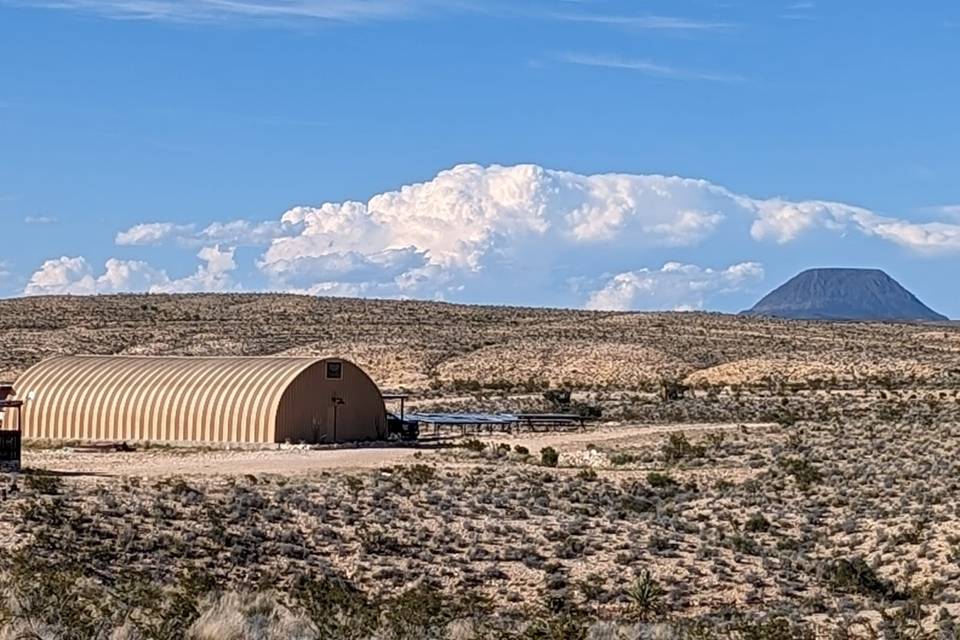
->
[626,569,665,622]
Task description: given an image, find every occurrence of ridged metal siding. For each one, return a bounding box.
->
[7,356,384,444]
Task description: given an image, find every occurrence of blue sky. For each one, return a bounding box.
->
[2,1,959,315]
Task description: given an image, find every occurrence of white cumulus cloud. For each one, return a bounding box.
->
[747,198,960,253]
[25,257,100,296]
[32,163,960,306]
[586,261,764,311]
[151,245,237,293]
[24,246,237,296]
[258,164,732,297]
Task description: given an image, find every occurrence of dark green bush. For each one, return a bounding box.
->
[461,438,485,452]
[826,557,900,600]
[662,433,706,464]
[744,513,771,533]
[294,573,377,640]
[608,451,641,466]
[397,464,435,485]
[646,472,678,489]
[782,458,822,490]
[24,472,63,495]
[540,447,559,467]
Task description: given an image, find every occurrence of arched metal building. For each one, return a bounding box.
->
[4,356,386,444]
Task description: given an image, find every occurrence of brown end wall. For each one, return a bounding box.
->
[276,358,386,443]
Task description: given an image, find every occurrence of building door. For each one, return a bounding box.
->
[310,409,324,444]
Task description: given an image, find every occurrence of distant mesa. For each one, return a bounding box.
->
[742,268,948,322]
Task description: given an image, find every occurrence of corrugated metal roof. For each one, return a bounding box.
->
[10,356,325,443]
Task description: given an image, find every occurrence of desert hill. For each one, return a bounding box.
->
[1,293,958,393]
[743,268,947,322]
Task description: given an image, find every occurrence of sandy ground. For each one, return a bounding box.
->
[20,422,773,478]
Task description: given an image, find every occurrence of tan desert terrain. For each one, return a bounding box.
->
[1,293,957,393]
[0,293,959,638]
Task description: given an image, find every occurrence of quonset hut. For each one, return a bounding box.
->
[3,356,386,444]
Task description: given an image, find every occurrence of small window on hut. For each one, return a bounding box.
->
[326,361,343,380]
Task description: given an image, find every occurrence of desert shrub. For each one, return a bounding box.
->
[626,569,665,622]
[293,573,377,639]
[608,451,641,466]
[773,409,797,427]
[0,549,218,640]
[705,431,726,450]
[659,379,688,402]
[648,534,673,553]
[495,442,512,457]
[576,468,598,481]
[453,379,482,393]
[556,536,586,560]
[727,533,760,556]
[729,617,818,640]
[522,612,590,640]
[397,464,436,485]
[356,524,404,555]
[575,574,606,611]
[0,550,116,639]
[891,520,927,546]
[781,458,822,490]
[662,433,705,464]
[24,472,63,495]
[646,472,678,489]
[825,557,899,600]
[381,583,455,640]
[540,562,572,615]
[514,444,530,456]
[744,513,771,533]
[543,389,572,408]
[572,402,602,419]
[461,438,485,453]
[540,447,559,467]
[714,478,734,492]
[128,569,219,639]
[949,544,960,566]
[167,477,202,497]
[344,476,364,494]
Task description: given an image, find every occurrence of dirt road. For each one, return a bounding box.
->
[20,422,774,478]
